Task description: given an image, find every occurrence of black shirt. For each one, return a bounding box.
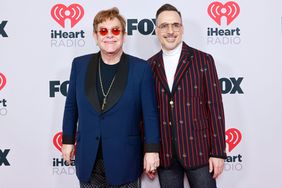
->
[96,57,120,160]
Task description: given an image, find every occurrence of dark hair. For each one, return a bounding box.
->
[93,7,126,33]
[156,4,182,20]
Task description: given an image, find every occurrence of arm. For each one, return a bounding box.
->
[203,55,226,178]
[140,63,160,179]
[62,59,78,164]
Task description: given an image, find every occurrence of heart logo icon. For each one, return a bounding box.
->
[226,128,242,152]
[51,4,84,28]
[53,132,63,152]
[208,1,240,25]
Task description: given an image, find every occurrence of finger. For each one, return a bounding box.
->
[143,157,147,170]
[149,163,155,172]
[64,156,70,164]
[214,164,223,179]
[70,150,74,159]
[212,168,218,179]
[150,161,157,172]
[146,161,151,173]
[209,160,213,173]
[147,170,156,179]
[214,166,223,179]
[62,152,67,160]
[65,155,70,163]
[213,167,220,179]
[63,151,71,163]
[147,171,156,180]
[156,160,160,167]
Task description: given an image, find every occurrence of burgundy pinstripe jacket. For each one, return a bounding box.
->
[148,42,226,169]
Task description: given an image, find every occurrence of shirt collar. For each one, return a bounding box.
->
[162,42,183,57]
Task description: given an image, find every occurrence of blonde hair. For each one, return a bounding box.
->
[93,7,126,33]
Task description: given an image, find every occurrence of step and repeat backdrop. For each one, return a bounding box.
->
[1,0,282,187]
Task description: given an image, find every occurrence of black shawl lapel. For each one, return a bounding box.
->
[85,53,101,113]
[85,52,128,113]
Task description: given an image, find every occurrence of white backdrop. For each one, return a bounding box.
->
[1,0,282,187]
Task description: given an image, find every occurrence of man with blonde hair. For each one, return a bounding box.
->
[62,7,160,188]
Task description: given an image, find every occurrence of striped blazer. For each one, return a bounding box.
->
[148,42,226,169]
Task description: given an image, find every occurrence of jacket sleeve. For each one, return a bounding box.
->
[62,58,78,144]
[204,54,226,159]
[141,63,160,152]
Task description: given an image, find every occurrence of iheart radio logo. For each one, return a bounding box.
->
[0,72,7,91]
[53,132,63,152]
[226,128,242,152]
[208,1,240,26]
[51,4,84,28]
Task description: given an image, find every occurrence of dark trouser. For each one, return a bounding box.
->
[158,159,216,188]
[80,159,141,188]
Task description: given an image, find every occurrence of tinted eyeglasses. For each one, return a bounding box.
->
[157,22,182,32]
[98,27,122,36]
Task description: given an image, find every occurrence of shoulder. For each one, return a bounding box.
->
[148,51,162,64]
[71,53,98,71]
[191,47,213,59]
[181,43,215,67]
[125,53,150,69]
[126,54,147,64]
[69,53,97,74]
[124,54,154,79]
[73,53,95,64]
[184,43,214,61]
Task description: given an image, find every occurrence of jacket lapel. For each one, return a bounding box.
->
[84,52,128,113]
[153,51,170,94]
[171,42,194,94]
[85,53,101,113]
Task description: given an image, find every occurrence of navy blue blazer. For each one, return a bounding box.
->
[62,52,159,185]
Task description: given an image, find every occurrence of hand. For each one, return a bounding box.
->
[143,152,160,180]
[209,157,224,179]
[62,144,75,165]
